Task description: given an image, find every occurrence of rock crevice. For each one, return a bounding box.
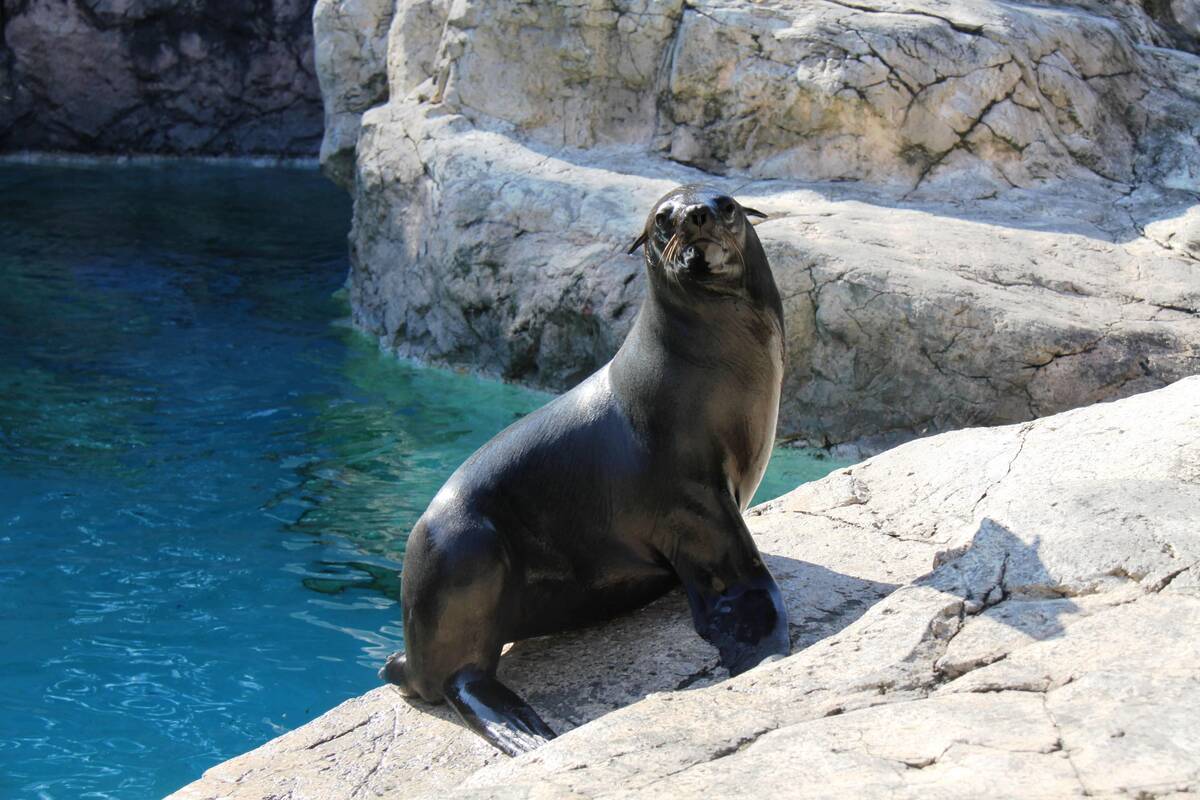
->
[0,0,324,155]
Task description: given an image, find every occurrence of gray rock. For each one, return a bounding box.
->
[348,98,1200,444]
[168,376,1200,799]
[326,0,1200,447]
[383,0,1192,190]
[0,0,323,156]
[314,0,398,187]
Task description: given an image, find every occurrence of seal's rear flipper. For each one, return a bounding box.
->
[379,652,421,699]
[444,667,557,757]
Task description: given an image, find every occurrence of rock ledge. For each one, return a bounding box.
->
[319,0,1200,447]
[170,377,1200,800]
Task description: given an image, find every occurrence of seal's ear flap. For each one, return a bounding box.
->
[627,231,648,255]
[742,206,768,220]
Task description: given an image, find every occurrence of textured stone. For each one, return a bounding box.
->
[320,0,1200,446]
[0,0,323,156]
[169,376,1200,799]
[376,0,1192,190]
[348,100,1200,444]
[314,0,397,186]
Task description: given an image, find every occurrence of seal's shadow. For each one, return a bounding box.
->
[395,519,1079,737]
[397,556,897,735]
[920,517,1080,643]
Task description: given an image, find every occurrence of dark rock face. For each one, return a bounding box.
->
[0,0,323,156]
[1142,0,1200,53]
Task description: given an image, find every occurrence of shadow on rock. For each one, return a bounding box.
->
[396,556,897,735]
[507,134,1198,247]
[923,517,1080,646]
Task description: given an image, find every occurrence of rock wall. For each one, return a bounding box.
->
[168,376,1200,799]
[0,0,323,156]
[313,0,396,183]
[318,0,1200,447]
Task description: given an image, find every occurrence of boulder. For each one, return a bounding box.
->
[313,0,398,187]
[168,376,1200,799]
[315,0,1200,447]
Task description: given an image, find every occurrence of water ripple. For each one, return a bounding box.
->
[0,162,847,799]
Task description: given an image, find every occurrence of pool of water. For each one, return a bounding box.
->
[0,163,848,799]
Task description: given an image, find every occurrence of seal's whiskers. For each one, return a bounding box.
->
[662,232,685,289]
[721,228,744,268]
[663,232,681,265]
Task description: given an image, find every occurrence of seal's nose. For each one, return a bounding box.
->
[685,205,710,228]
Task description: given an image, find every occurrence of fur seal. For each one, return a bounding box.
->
[380,184,790,755]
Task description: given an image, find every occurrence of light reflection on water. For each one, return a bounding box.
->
[0,163,846,799]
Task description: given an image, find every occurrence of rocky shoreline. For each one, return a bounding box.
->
[169,376,1200,799]
[318,0,1200,448]
[8,0,1196,793]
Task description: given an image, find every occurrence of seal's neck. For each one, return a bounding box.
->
[626,233,785,375]
[609,257,785,421]
[609,284,783,505]
[626,287,781,371]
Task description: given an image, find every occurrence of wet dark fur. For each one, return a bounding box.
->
[381,185,790,756]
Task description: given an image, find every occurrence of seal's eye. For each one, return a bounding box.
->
[717,198,737,223]
[655,208,672,231]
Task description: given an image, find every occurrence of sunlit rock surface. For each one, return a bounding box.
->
[314,0,398,186]
[315,0,1200,446]
[169,377,1200,798]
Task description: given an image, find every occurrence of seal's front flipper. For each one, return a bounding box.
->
[444,667,557,757]
[686,574,790,676]
[664,487,791,677]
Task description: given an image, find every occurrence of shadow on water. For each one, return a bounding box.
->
[259,329,549,570]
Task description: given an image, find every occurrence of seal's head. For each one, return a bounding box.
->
[628,184,767,295]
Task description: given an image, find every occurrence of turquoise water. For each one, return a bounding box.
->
[0,163,846,799]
